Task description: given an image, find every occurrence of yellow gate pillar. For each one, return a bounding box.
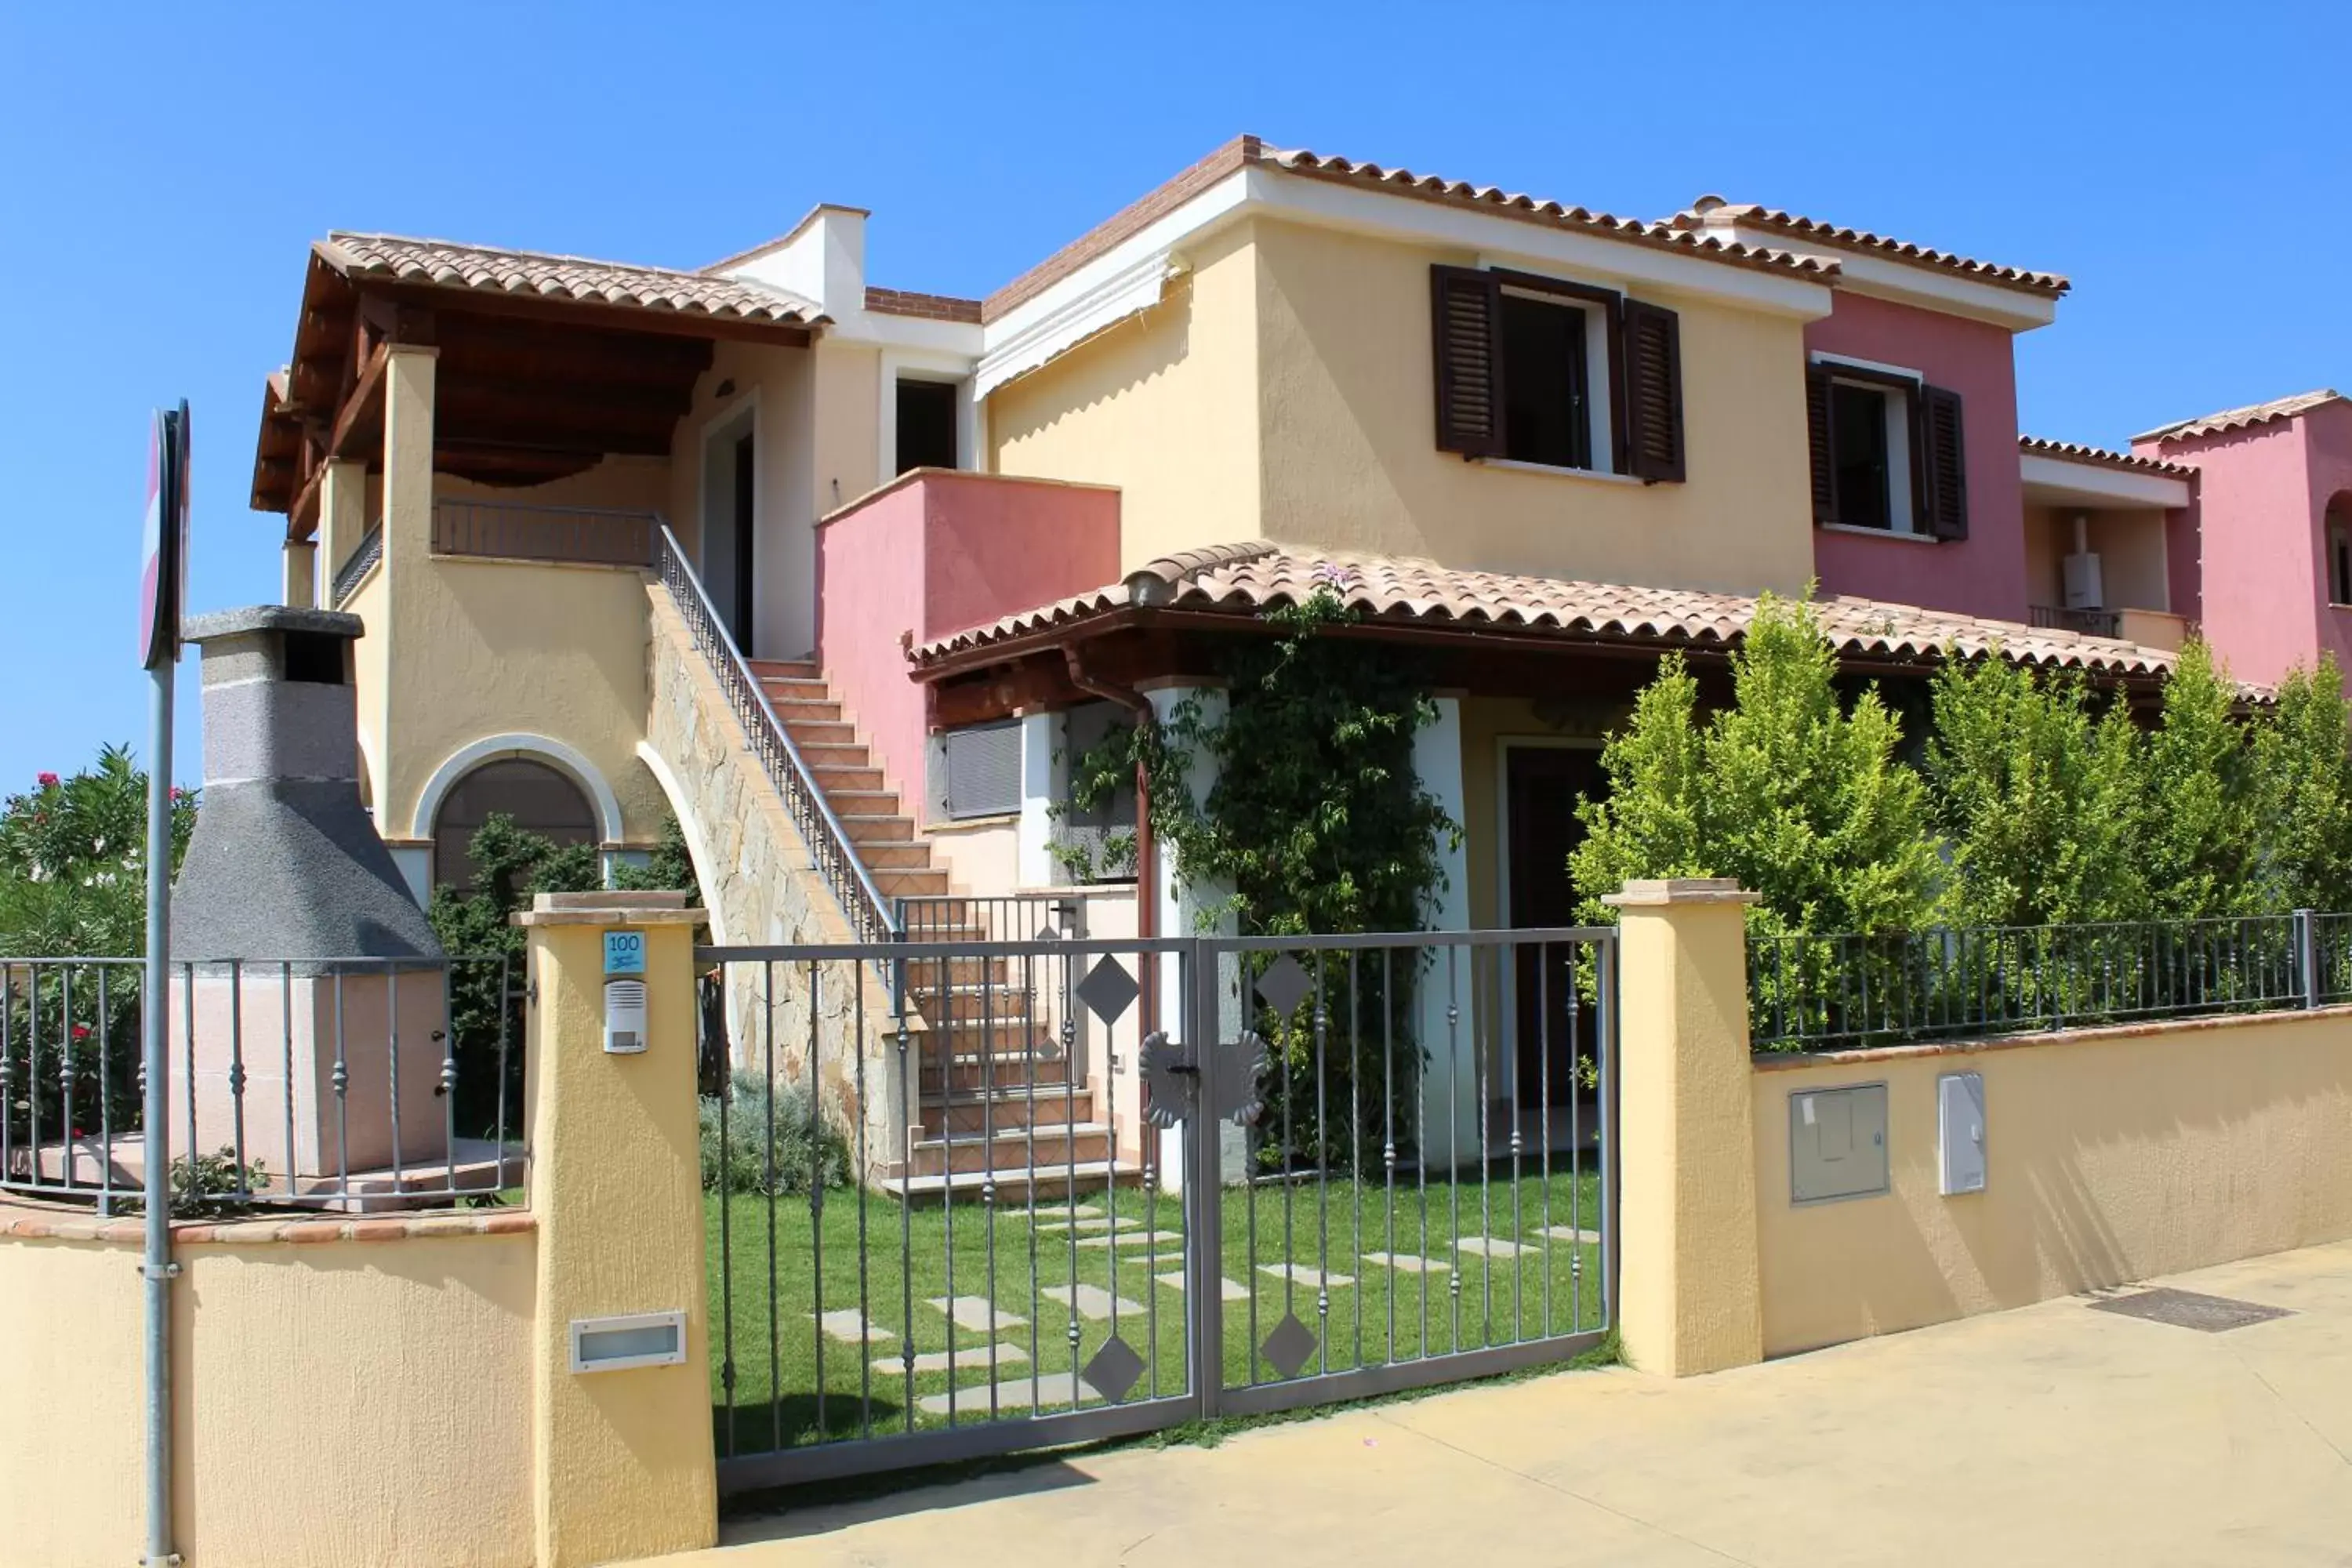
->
[1602,878,1765,1377]
[517,891,717,1566]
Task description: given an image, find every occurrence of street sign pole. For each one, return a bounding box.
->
[139,401,189,1568]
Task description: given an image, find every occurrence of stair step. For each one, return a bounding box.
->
[874,869,951,896]
[813,764,888,793]
[909,1123,1115,1176]
[783,719,858,747]
[746,659,821,680]
[760,676,833,702]
[840,815,916,844]
[921,1054,1072,1091]
[925,1091,1096,1135]
[858,842,935,870]
[768,696,844,723]
[826,788,905,813]
[893,1160,1124,1202]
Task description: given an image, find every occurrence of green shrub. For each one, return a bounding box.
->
[699,1070,850,1195]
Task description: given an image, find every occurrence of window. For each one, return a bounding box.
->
[1432,265,1686,481]
[895,378,958,474]
[432,758,597,893]
[927,720,1021,822]
[2328,507,2352,606]
[1806,361,1969,539]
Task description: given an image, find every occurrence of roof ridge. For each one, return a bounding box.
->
[2133,388,2348,445]
[2017,434,2197,479]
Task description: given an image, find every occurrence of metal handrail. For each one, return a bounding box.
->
[651,523,898,947]
[329,523,383,608]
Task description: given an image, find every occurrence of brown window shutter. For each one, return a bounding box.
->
[1621,299,1686,482]
[1430,265,1504,457]
[1919,384,1969,539]
[1806,365,1835,523]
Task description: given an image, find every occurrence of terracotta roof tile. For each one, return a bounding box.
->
[318,233,826,327]
[1668,196,2069,297]
[916,543,2187,684]
[1262,147,1842,285]
[2018,435,2196,480]
[2133,389,2347,445]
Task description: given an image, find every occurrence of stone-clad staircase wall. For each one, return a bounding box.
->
[643,584,914,1178]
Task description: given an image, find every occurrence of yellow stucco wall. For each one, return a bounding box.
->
[0,1229,535,1568]
[1251,219,1819,596]
[989,223,1264,573]
[2023,503,2172,613]
[1755,1009,2352,1358]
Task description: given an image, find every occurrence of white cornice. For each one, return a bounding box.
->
[2020,452,2192,510]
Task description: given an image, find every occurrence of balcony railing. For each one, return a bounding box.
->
[328,523,383,608]
[2028,604,2122,638]
[432,499,659,568]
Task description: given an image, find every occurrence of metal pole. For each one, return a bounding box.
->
[141,658,178,1568]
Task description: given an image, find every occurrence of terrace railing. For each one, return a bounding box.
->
[652,524,897,947]
[2028,604,2123,638]
[432,498,662,568]
[1748,911,2350,1052]
[328,522,383,608]
[0,953,526,1213]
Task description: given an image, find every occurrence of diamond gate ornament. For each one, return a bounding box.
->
[1261,1312,1318,1380]
[1076,955,1139,1027]
[1083,1334,1147,1402]
[1253,953,1312,1018]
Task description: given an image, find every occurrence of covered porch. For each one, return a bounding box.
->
[2017,436,2198,649]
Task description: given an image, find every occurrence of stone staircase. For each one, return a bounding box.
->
[747,659,1118,1198]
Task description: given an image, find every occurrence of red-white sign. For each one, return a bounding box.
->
[140,401,190,669]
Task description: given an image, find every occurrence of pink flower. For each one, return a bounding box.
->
[170,786,187,800]
[34,772,57,788]
[71,1025,90,1041]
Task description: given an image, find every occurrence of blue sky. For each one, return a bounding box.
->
[1,1,2345,789]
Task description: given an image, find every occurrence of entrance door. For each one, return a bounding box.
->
[729,434,757,656]
[1504,744,1605,1105]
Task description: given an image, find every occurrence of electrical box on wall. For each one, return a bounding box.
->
[604,927,648,1054]
[1939,1071,1987,1196]
[1788,1083,1889,1205]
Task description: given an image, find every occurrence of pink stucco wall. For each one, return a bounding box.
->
[815,470,1121,798]
[1805,293,2028,622]
[2139,403,2352,689]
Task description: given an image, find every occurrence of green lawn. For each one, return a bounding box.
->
[707,1161,1605,1458]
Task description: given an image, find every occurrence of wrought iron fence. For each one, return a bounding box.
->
[0,954,525,1213]
[2028,603,2123,637]
[328,523,383,608]
[432,499,659,568]
[654,524,897,948]
[699,925,1616,1493]
[1748,912,2329,1051]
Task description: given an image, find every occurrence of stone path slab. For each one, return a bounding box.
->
[916,1372,1100,1416]
[1363,1251,1450,1274]
[1022,1203,1103,1222]
[1030,1214,1115,1234]
[1258,1262,1356,1288]
[925,1296,1026,1334]
[1042,1283,1145,1321]
[1156,1271,1250,1301]
[1457,1236,1526,1259]
[813,1308,894,1344]
[1536,1225,1602,1244]
[875,1343,1030,1377]
[1076,1229,1182,1249]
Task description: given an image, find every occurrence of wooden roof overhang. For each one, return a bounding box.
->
[915,603,2175,732]
[250,247,816,539]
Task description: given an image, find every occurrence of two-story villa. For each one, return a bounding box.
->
[240,134,2322,1185]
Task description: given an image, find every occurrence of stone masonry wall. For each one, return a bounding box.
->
[644,586,917,1181]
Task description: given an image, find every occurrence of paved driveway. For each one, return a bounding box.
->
[653,1239,2352,1568]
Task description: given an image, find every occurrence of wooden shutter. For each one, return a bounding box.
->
[1918,384,1969,540]
[1621,299,1686,482]
[1431,265,1503,457]
[1806,365,1836,523]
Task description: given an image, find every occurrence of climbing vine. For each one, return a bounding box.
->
[1058,585,1459,1167]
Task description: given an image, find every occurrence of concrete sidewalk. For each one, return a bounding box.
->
[654,1240,2352,1568]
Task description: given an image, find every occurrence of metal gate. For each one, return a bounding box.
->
[699,925,1616,1494]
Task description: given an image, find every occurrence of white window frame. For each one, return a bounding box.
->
[1813,352,1922,537]
[877,348,978,489]
[1497,284,1617,477]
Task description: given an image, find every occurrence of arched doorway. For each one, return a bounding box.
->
[430,757,598,892]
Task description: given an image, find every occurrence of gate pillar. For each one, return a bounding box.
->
[1602,879,1765,1377]
[518,890,717,1566]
